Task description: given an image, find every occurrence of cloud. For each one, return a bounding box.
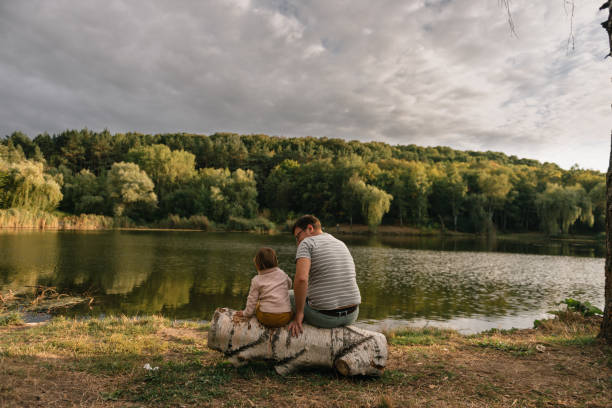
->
[0,0,609,170]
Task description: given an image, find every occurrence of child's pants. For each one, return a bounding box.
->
[255,304,293,328]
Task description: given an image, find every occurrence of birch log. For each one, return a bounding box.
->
[207,308,387,376]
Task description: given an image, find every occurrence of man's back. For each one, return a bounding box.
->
[295,233,361,310]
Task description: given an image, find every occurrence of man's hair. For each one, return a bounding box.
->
[292,214,322,234]
[254,247,278,270]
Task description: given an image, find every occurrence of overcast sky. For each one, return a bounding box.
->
[1,1,610,170]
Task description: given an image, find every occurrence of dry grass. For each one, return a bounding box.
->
[0,313,610,407]
[0,208,112,230]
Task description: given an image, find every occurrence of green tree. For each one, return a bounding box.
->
[173,167,259,223]
[342,175,366,227]
[473,162,512,233]
[589,181,606,230]
[0,158,62,211]
[342,175,392,231]
[361,182,393,232]
[106,162,157,218]
[429,163,467,231]
[263,159,301,221]
[375,160,430,226]
[127,144,196,197]
[61,169,108,215]
[535,183,593,235]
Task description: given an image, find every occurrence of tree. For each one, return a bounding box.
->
[361,183,392,231]
[61,169,108,215]
[175,167,259,223]
[429,163,467,231]
[376,160,431,226]
[106,162,157,218]
[599,2,612,343]
[342,175,366,227]
[604,132,612,342]
[342,175,392,231]
[474,162,512,233]
[0,158,63,211]
[589,181,606,230]
[127,144,196,197]
[263,159,301,221]
[535,183,593,235]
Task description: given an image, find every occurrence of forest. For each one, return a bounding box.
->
[0,129,605,234]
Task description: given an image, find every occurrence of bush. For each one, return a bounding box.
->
[0,312,24,326]
[60,214,114,230]
[112,216,136,228]
[557,298,603,317]
[157,214,210,230]
[226,216,275,232]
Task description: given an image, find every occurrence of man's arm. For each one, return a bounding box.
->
[288,257,310,337]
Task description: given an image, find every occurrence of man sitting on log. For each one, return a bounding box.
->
[288,214,361,337]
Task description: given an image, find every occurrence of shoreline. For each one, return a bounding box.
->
[0,224,604,241]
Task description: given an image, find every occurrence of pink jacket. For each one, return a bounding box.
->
[242,267,292,316]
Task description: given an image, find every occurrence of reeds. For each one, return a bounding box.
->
[156,214,210,230]
[0,208,112,230]
[0,208,59,229]
[226,215,275,232]
[59,213,114,230]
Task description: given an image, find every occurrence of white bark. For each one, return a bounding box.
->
[207,308,387,376]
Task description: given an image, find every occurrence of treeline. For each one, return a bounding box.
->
[0,129,605,234]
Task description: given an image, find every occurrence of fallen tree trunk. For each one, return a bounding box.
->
[207,308,387,376]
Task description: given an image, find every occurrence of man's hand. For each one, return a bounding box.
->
[288,311,304,337]
[234,311,244,317]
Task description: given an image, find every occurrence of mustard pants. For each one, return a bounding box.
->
[256,305,293,328]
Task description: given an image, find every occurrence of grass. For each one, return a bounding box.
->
[0,312,610,407]
[134,360,233,404]
[472,338,535,356]
[384,327,456,346]
[0,312,23,327]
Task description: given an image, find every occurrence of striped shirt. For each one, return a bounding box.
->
[295,233,361,310]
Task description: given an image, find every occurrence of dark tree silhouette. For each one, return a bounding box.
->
[599,3,611,343]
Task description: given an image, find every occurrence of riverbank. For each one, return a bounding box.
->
[0,209,604,244]
[335,224,605,242]
[0,312,609,407]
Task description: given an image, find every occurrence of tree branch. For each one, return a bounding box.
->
[500,0,518,37]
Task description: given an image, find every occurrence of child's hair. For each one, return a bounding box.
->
[255,247,278,271]
[254,247,278,270]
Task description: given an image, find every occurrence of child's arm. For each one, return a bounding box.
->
[241,277,259,317]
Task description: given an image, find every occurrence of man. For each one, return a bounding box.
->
[288,214,361,337]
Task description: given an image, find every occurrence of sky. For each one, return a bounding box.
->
[0,0,610,171]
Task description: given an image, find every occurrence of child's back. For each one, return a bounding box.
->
[246,267,292,314]
[238,248,293,328]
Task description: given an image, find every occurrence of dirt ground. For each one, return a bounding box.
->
[0,316,610,408]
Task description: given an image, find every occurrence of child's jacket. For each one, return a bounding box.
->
[243,267,292,316]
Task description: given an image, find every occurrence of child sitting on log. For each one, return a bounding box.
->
[235,247,293,328]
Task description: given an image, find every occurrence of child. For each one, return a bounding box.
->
[235,247,293,328]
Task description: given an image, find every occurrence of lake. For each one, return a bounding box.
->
[0,230,605,333]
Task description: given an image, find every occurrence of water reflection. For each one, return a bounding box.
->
[0,230,605,332]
